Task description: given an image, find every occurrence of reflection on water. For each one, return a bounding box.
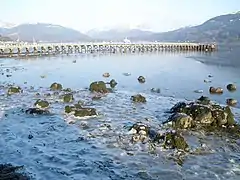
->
[0,48,240,179]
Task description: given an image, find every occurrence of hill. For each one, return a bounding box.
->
[0,23,91,42]
[138,12,240,43]
[87,12,240,43]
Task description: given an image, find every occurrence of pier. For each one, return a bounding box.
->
[0,42,217,57]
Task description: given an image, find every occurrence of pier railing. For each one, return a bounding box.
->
[0,42,217,57]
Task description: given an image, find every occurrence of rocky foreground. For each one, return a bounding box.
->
[0,75,239,177]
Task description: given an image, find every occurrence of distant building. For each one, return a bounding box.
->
[123,38,131,43]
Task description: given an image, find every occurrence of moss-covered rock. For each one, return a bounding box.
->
[138,76,146,83]
[7,86,22,95]
[167,96,237,130]
[131,94,146,103]
[224,106,235,126]
[226,83,237,91]
[63,93,74,103]
[168,102,188,114]
[50,82,63,91]
[196,96,210,105]
[89,81,109,93]
[63,88,72,92]
[170,113,194,129]
[190,105,213,125]
[65,104,97,117]
[34,99,50,109]
[74,108,97,117]
[163,131,189,151]
[64,104,83,114]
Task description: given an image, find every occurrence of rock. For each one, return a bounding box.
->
[74,108,97,117]
[25,108,50,115]
[34,99,50,109]
[129,123,150,143]
[64,105,97,118]
[151,88,161,93]
[131,94,146,103]
[89,81,109,93]
[63,88,72,92]
[168,102,188,114]
[204,79,212,83]
[7,86,22,95]
[109,79,118,88]
[170,113,194,129]
[224,106,235,126]
[209,87,223,94]
[138,76,146,83]
[103,72,110,78]
[190,105,214,125]
[226,83,237,91]
[163,131,189,151]
[194,89,203,93]
[63,93,74,103]
[167,97,237,129]
[226,98,237,106]
[92,95,103,100]
[44,93,51,97]
[196,96,211,105]
[50,82,63,91]
[64,104,82,113]
[211,109,227,126]
[123,72,131,76]
[0,163,30,180]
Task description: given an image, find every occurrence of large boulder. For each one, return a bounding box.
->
[166,96,236,130]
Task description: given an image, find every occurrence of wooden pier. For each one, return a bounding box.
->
[0,42,217,57]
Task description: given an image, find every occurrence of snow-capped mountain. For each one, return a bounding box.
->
[0,22,91,42]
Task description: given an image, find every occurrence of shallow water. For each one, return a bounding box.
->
[0,49,240,180]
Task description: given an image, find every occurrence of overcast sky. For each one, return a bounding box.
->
[1,0,239,32]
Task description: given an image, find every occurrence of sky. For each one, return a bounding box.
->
[0,0,240,32]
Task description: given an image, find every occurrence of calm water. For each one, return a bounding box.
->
[0,49,240,180]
